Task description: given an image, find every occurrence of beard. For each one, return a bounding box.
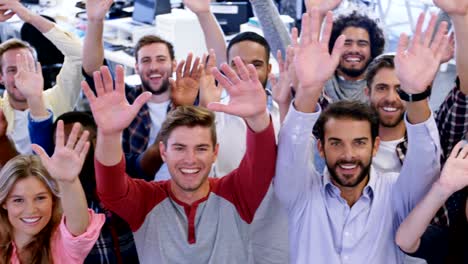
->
[325,157,372,188]
[370,103,405,128]
[338,57,372,78]
[141,76,170,95]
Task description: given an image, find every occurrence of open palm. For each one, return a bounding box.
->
[395,13,449,94]
[32,121,90,183]
[208,57,266,119]
[82,65,151,135]
[14,54,43,98]
[86,0,113,21]
[438,141,468,194]
[305,0,341,14]
[170,53,201,107]
[295,9,345,92]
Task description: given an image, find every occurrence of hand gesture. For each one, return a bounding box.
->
[86,0,113,22]
[208,57,267,121]
[0,109,7,137]
[433,0,468,16]
[170,53,202,107]
[295,9,345,96]
[441,32,455,64]
[199,49,222,107]
[183,0,211,14]
[305,0,341,15]
[32,121,90,183]
[436,140,468,195]
[0,0,31,22]
[82,65,152,135]
[14,53,43,99]
[270,47,294,106]
[395,13,449,94]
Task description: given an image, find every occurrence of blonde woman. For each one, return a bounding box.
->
[0,121,105,263]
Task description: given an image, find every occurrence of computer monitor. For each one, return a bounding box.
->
[132,0,171,25]
[211,2,253,35]
[20,0,39,4]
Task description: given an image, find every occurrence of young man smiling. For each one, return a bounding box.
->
[86,55,276,263]
[274,8,444,263]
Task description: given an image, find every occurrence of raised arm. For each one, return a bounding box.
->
[274,9,345,209]
[207,56,274,221]
[393,12,446,222]
[396,141,468,253]
[183,0,227,64]
[82,0,113,75]
[83,65,164,229]
[433,0,468,94]
[0,0,54,33]
[249,0,291,57]
[32,121,91,236]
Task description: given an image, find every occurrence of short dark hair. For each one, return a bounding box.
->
[366,54,395,88]
[53,111,97,137]
[316,100,379,143]
[329,11,385,61]
[134,35,175,62]
[159,106,217,148]
[227,31,270,62]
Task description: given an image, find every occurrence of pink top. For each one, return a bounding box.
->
[10,209,105,264]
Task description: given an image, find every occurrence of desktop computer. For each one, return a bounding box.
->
[211,1,253,35]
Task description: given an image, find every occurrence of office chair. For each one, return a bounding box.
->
[20,15,64,90]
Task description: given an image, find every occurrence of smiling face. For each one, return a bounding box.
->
[337,27,372,80]
[0,48,35,109]
[135,43,176,96]
[368,67,406,128]
[228,40,271,88]
[2,176,53,246]
[318,118,379,188]
[161,125,218,199]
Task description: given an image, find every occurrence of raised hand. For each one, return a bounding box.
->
[86,0,113,22]
[32,121,90,183]
[433,0,468,16]
[395,13,449,94]
[14,53,43,99]
[294,9,345,112]
[209,57,269,131]
[441,32,455,64]
[82,65,152,135]
[199,49,222,107]
[183,0,211,14]
[0,0,31,22]
[270,47,294,107]
[170,53,202,107]
[436,140,468,195]
[305,0,341,15]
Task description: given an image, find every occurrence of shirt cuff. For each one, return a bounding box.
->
[28,109,53,122]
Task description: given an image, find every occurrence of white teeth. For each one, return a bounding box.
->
[21,217,40,223]
[383,107,397,112]
[180,168,200,174]
[149,74,162,78]
[339,164,357,170]
[345,58,361,62]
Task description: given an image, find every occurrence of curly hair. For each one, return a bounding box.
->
[329,11,385,61]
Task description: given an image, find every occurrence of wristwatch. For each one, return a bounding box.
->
[397,87,431,102]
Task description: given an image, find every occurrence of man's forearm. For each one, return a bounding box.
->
[83,20,105,75]
[196,12,227,65]
[25,12,54,33]
[406,99,431,124]
[96,132,124,166]
[452,14,468,94]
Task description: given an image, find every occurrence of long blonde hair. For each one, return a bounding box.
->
[0,155,62,264]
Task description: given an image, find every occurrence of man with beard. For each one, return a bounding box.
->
[274,8,444,263]
[82,2,203,181]
[323,10,385,103]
